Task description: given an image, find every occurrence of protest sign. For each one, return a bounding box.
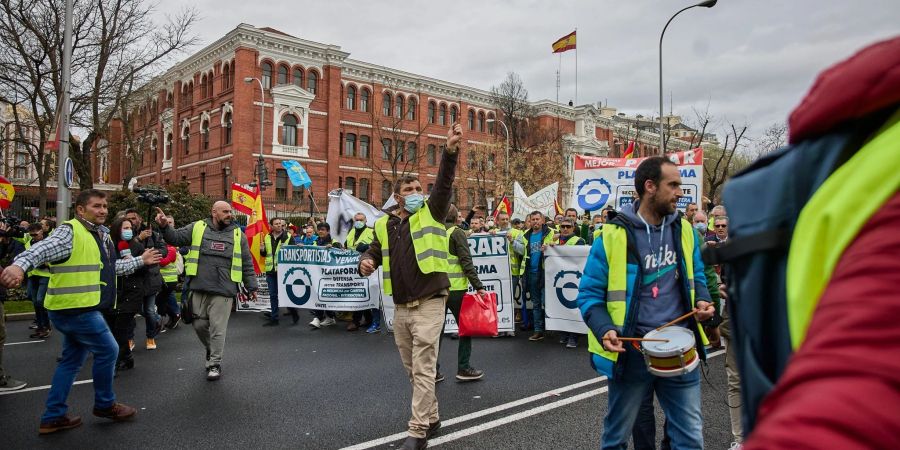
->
[513,182,559,221]
[276,245,380,311]
[543,245,591,334]
[236,275,270,312]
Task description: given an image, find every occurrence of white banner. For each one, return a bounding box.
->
[513,182,559,221]
[326,189,386,245]
[383,234,514,333]
[276,246,380,311]
[571,149,704,213]
[236,275,271,312]
[543,245,591,334]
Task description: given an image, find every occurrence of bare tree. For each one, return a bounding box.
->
[704,122,749,204]
[490,72,534,154]
[752,122,787,160]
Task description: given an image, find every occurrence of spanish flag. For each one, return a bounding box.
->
[492,194,512,220]
[244,187,270,275]
[231,183,257,215]
[554,198,565,216]
[623,141,636,159]
[0,176,14,209]
[552,31,576,54]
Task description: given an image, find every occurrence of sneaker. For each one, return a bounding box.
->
[262,320,279,327]
[166,314,181,329]
[566,337,578,349]
[93,402,137,421]
[528,332,545,341]
[456,367,484,382]
[207,365,221,381]
[321,317,336,327]
[559,335,568,344]
[435,372,445,383]
[0,375,27,392]
[128,339,135,351]
[366,323,381,334]
[38,414,82,434]
[29,321,38,330]
[145,338,157,350]
[309,317,321,329]
[30,328,49,339]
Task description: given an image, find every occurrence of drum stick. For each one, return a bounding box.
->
[655,306,708,331]
[602,337,670,343]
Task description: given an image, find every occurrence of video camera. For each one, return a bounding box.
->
[0,216,25,238]
[134,187,170,205]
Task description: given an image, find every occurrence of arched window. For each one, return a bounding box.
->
[407,98,416,120]
[406,142,417,162]
[200,74,207,99]
[166,92,173,108]
[359,135,370,158]
[344,177,356,194]
[201,120,210,150]
[468,109,475,130]
[207,71,214,97]
[478,112,485,132]
[277,65,288,85]
[151,138,158,163]
[395,140,404,162]
[261,62,272,89]
[428,102,436,124]
[181,125,190,155]
[293,68,303,87]
[439,104,447,126]
[187,82,194,104]
[344,133,356,157]
[487,113,495,134]
[165,133,173,160]
[383,92,392,117]
[381,139,391,160]
[395,94,403,118]
[427,144,436,165]
[358,178,369,201]
[360,89,370,112]
[382,180,392,203]
[223,112,232,145]
[450,105,458,124]
[282,115,298,146]
[222,64,230,90]
[306,70,318,95]
[346,85,356,110]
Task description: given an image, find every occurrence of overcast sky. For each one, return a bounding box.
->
[153,0,898,143]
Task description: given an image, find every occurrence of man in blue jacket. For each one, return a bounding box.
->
[576,157,715,450]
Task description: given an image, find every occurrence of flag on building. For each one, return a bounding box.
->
[492,194,512,219]
[554,198,565,216]
[281,160,312,188]
[231,183,257,215]
[552,31,577,54]
[243,187,270,274]
[0,176,15,209]
[623,141,636,159]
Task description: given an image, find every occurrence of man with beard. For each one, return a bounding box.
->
[576,157,714,449]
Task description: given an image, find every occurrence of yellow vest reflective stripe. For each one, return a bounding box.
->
[184,221,243,282]
[507,228,524,276]
[346,227,374,249]
[556,235,583,246]
[445,226,468,291]
[787,109,900,349]
[160,259,179,283]
[264,233,291,272]
[587,220,709,362]
[24,240,51,278]
[374,203,449,295]
[45,219,102,310]
[593,227,602,240]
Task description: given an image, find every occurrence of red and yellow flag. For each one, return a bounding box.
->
[554,198,565,216]
[552,31,577,54]
[231,183,257,215]
[244,188,270,275]
[623,141,636,159]
[492,194,512,220]
[0,176,14,209]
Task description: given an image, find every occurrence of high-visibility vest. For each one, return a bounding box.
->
[445,226,468,291]
[184,221,243,283]
[24,240,51,278]
[520,228,555,271]
[374,203,449,295]
[586,219,709,365]
[160,258,179,283]
[44,219,102,310]
[556,235,584,246]
[264,233,291,272]
[346,227,374,249]
[507,228,525,276]
[593,227,602,240]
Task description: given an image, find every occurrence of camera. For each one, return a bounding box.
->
[134,187,170,205]
[0,216,25,238]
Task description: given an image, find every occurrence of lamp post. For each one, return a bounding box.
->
[244,77,272,190]
[486,118,510,186]
[659,0,717,154]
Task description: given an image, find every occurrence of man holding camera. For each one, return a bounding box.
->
[124,209,167,350]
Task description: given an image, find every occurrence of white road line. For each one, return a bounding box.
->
[4,340,46,346]
[0,379,93,396]
[343,349,726,449]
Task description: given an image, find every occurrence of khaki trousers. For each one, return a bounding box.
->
[191,292,233,368]
[393,291,447,438]
[719,307,743,443]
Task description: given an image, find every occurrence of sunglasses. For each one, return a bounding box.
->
[715,224,728,229]
[560,225,573,229]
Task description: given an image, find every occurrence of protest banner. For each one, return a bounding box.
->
[382,234,514,334]
[571,148,704,213]
[276,245,380,311]
[236,275,271,312]
[543,245,591,334]
[513,182,559,221]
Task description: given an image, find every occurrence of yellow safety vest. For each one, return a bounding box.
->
[519,228,555,271]
[374,203,449,295]
[184,221,243,283]
[264,232,291,272]
[24,240,51,278]
[506,228,525,277]
[160,255,179,283]
[555,235,584,246]
[445,226,468,291]
[345,227,374,249]
[586,219,709,365]
[45,219,103,310]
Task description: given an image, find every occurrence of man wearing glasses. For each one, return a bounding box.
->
[713,216,729,243]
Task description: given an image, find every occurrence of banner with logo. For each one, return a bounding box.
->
[543,245,591,334]
[382,234,514,334]
[570,149,704,213]
[513,182,559,221]
[236,275,271,312]
[276,246,380,311]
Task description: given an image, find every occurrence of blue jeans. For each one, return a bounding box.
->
[601,347,703,450]
[526,273,545,332]
[142,294,161,338]
[28,276,50,329]
[43,311,118,421]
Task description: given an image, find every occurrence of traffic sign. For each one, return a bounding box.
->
[64,158,74,188]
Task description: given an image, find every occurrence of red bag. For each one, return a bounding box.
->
[458,292,499,337]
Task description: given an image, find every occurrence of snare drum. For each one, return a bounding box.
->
[641,327,699,377]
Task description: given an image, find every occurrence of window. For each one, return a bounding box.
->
[261,62,272,89]
[222,64,230,90]
[488,114,495,134]
[292,185,304,202]
[468,109,475,130]
[382,180,392,203]
[277,65,288,85]
[358,178,369,201]
[395,140,404,162]
[344,177,356,194]
[428,102,436,124]
[427,183,434,194]
[383,93,392,117]
[307,70,317,95]
[450,105,458,124]
[395,94,403,118]
[381,139,391,160]
[406,142,417,162]
[344,133,356,157]
[282,115,298,146]
[360,89,370,112]
[359,135,370,158]
[439,104,447,126]
[200,74,207,99]
[207,71,214,97]
[407,98,416,120]
[466,189,475,209]
[200,172,206,192]
[181,126,190,154]
[151,138,158,163]
[201,120,210,150]
[346,85,356,110]
[478,112,485,132]
[223,112,232,145]
[427,144,436,165]
[293,68,303,87]
[165,133,173,160]
[276,168,287,200]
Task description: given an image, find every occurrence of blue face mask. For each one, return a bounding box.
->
[693,222,707,233]
[403,193,425,213]
[121,230,134,241]
[354,220,366,229]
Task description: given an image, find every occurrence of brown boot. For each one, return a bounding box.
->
[39,414,82,434]
[93,402,137,421]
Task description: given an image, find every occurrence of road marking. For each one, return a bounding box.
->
[0,379,93,396]
[342,349,725,449]
[4,340,45,346]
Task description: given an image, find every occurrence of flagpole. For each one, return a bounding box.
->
[56,0,73,222]
[574,28,578,106]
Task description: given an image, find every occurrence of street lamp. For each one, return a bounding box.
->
[659,0,717,154]
[486,118,510,187]
[244,76,272,190]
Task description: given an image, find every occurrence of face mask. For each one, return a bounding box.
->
[354,220,366,229]
[402,193,425,213]
[693,222,707,233]
[122,230,134,241]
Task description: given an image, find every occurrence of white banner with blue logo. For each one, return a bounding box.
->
[276,246,381,311]
[543,245,591,334]
[382,234,515,334]
[570,149,704,213]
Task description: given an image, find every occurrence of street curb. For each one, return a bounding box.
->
[5,312,35,321]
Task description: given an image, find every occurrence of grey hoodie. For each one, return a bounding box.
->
[617,202,688,335]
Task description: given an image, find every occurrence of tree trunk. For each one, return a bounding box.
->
[73,132,95,190]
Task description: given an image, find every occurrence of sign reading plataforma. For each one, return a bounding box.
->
[382,234,515,334]
[276,246,380,311]
[543,245,591,334]
[571,149,704,213]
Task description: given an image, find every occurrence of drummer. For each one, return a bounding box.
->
[575,156,715,450]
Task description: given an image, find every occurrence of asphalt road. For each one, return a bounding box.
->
[1,311,735,449]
